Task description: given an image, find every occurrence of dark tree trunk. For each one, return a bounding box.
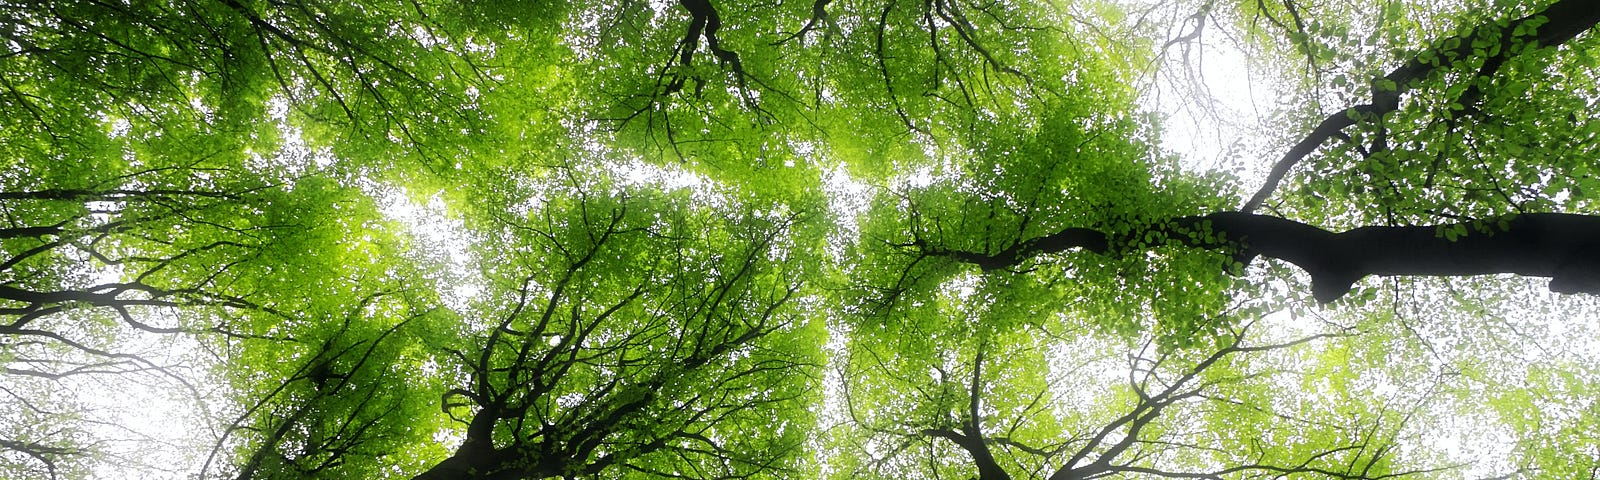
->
[1202,212,1600,302]
[411,412,539,480]
[410,442,512,480]
[940,212,1600,303]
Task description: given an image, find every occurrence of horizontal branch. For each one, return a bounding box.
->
[923,212,1600,303]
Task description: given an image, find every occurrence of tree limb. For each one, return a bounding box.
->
[919,212,1600,303]
[1242,0,1600,212]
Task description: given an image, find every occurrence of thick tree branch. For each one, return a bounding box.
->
[668,0,750,95]
[960,346,1011,480]
[921,212,1600,303]
[0,438,77,480]
[772,0,832,45]
[1242,0,1600,212]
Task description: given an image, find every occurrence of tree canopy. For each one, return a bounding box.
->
[2,0,1599,479]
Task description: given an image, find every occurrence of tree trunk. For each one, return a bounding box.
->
[944,212,1600,303]
[411,412,537,480]
[1200,212,1600,302]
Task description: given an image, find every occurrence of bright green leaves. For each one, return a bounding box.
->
[833,305,1446,480]
[564,0,823,195]
[0,144,435,478]
[848,92,1238,344]
[416,168,825,479]
[217,292,447,480]
[2,0,284,171]
[0,0,558,192]
[5,0,1599,479]
[1496,364,1600,477]
[185,174,453,479]
[1268,0,1600,226]
[830,289,1060,479]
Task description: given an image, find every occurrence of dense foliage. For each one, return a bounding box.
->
[2,0,1598,479]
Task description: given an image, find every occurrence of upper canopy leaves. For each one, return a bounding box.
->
[2,0,1599,479]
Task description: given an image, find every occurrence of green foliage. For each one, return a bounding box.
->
[3,0,1598,479]
[400,169,827,479]
[844,92,1241,344]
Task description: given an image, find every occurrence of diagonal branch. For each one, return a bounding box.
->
[1242,0,1600,212]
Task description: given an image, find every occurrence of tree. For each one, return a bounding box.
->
[3,0,1599,478]
[896,0,1600,303]
[407,170,826,480]
[831,280,1454,479]
[0,159,447,478]
[0,1,505,475]
[834,0,1600,474]
[852,0,1600,311]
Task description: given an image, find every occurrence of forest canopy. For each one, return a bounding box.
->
[2,0,1599,479]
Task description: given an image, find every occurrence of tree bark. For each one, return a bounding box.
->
[411,412,537,480]
[934,212,1600,303]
